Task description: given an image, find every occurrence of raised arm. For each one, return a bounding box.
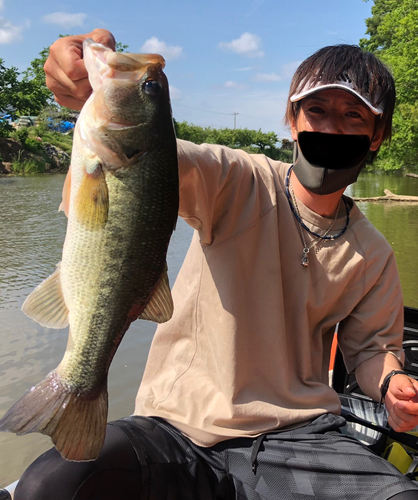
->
[44,32,272,245]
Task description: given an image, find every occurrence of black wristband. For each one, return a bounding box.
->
[379,369,407,407]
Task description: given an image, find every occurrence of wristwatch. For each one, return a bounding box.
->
[379,369,406,407]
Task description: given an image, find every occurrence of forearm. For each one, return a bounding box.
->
[355,352,403,402]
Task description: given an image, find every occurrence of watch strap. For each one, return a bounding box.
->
[379,369,406,407]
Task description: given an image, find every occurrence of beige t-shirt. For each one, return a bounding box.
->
[135,139,404,447]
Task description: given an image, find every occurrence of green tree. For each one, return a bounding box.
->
[0,37,129,138]
[173,120,294,161]
[0,60,25,135]
[20,37,129,120]
[280,138,293,151]
[360,0,397,52]
[116,42,129,53]
[360,0,418,171]
[20,46,54,115]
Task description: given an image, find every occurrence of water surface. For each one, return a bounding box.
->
[1,171,418,486]
[0,175,194,486]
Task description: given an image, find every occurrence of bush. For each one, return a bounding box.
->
[23,158,46,173]
[11,127,29,144]
[33,122,48,135]
[36,130,73,153]
[0,121,12,137]
[10,150,46,174]
[24,137,43,154]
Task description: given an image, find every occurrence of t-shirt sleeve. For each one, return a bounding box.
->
[176,139,277,246]
[337,249,405,374]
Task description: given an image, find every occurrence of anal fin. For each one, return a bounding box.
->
[138,264,173,323]
[22,263,69,329]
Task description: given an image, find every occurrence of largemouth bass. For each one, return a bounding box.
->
[0,40,179,461]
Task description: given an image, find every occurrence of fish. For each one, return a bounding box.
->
[0,39,179,461]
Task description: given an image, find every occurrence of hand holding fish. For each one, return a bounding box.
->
[45,29,116,110]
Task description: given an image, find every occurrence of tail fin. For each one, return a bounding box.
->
[0,371,108,461]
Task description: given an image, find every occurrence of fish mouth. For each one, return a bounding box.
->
[106,52,165,73]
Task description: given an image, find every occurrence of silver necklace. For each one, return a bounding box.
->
[289,177,342,267]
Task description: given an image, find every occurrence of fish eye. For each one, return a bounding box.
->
[143,80,161,96]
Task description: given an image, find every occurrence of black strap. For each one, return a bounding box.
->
[251,434,267,474]
[380,370,407,407]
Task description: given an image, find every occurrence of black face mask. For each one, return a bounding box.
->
[293,132,371,195]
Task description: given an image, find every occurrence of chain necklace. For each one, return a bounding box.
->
[285,166,350,267]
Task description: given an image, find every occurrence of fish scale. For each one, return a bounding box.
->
[0,39,179,461]
[62,158,176,386]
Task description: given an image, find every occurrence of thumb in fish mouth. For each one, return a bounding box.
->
[82,29,116,52]
[93,34,116,51]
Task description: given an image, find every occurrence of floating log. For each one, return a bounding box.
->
[353,189,418,202]
[406,173,418,178]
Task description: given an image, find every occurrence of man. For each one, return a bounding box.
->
[13,29,418,499]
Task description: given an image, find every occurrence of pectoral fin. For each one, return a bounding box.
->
[75,161,109,229]
[22,263,69,329]
[138,265,173,323]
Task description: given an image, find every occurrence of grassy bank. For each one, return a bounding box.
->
[0,125,72,175]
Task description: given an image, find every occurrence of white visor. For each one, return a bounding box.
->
[290,79,384,116]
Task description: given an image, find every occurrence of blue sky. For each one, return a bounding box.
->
[0,0,374,138]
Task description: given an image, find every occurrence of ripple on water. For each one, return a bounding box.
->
[0,175,67,307]
[0,175,194,486]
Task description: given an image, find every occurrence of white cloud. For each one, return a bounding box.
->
[170,86,181,101]
[218,32,264,58]
[0,1,4,11]
[42,12,87,28]
[0,17,29,44]
[255,73,282,82]
[224,81,245,89]
[234,67,253,72]
[140,37,182,61]
[254,61,302,83]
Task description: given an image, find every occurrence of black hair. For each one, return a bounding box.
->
[284,45,396,159]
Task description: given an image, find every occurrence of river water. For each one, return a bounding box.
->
[1,171,418,486]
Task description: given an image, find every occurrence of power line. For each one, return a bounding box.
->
[174,103,280,126]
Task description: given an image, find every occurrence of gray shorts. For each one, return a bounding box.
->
[14,413,418,500]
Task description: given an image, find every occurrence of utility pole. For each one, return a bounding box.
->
[232,112,239,129]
